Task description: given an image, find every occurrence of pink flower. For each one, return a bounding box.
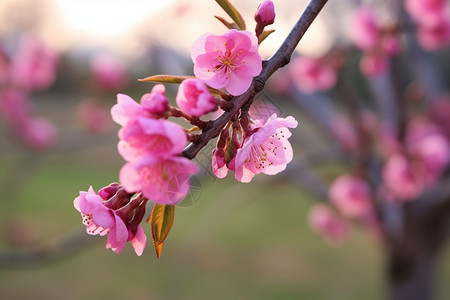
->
[381,35,402,56]
[351,7,380,51]
[417,20,450,50]
[255,1,275,26]
[360,54,388,77]
[91,53,128,91]
[330,116,359,151]
[405,0,446,27]
[234,114,298,183]
[140,84,169,115]
[191,29,262,96]
[10,35,58,91]
[78,100,112,134]
[328,175,372,218]
[308,204,348,245]
[414,134,450,184]
[290,56,337,94]
[74,187,129,254]
[118,117,187,161]
[120,156,198,205]
[382,153,424,201]
[20,117,58,150]
[74,186,147,255]
[0,89,31,125]
[176,78,217,117]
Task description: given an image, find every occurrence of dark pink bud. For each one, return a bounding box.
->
[141,84,169,115]
[255,1,275,26]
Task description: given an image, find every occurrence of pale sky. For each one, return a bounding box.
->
[0,0,345,58]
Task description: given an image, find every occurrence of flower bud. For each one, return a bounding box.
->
[176,78,217,117]
[255,1,275,26]
[141,84,169,115]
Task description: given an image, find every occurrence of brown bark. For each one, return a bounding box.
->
[387,199,450,300]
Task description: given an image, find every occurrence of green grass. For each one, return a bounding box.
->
[0,160,448,300]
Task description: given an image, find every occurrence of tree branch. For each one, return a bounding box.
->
[182,0,329,159]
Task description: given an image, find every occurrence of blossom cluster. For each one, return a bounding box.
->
[299,4,450,244]
[309,98,450,243]
[405,0,450,50]
[74,1,301,256]
[0,35,58,149]
[351,6,401,77]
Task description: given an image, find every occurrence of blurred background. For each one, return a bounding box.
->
[0,0,449,299]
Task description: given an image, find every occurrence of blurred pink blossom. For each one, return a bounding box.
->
[91,54,128,91]
[406,119,450,184]
[191,29,262,96]
[290,56,337,94]
[382,153,424,201]
[350,6,401,76]
[308,204,349,245]
[0,89,57,150]
[417,20,450,50]
[360,54,389,77]
[234,114,297,183]
[330,116,359,151]
[351,7,381,51]
[10,35,58,91]
[381,35,402,56]
[405,0,450,50]
[176,78,217,117]
[0,89,30,125]
[414,134,450,184]
[405,0,446,27]
[328,175,372,218]
[78,100,111,134]
[377,123,402,158]
[20,117,58,150]
[140,84,169,116]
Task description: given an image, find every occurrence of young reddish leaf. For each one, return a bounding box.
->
[147,204,175,258]
[215,0,246,30]
[258,29,275,44]
[214,16,239,30]
[138,74,194,84]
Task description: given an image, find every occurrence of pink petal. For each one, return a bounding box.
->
[106,214,128,254]
[131,226,147,256]
[92,206,114,228]
[111,94,142,126]
[119,163,142,193]
[190,33,209,62]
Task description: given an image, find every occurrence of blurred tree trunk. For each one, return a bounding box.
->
[387,199,450,300]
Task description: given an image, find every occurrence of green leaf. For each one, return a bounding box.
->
[138,74,194,84]
[147,204,175,258]
[258,29,275,44]
[214,16,239,30]
[215,0,246,30]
